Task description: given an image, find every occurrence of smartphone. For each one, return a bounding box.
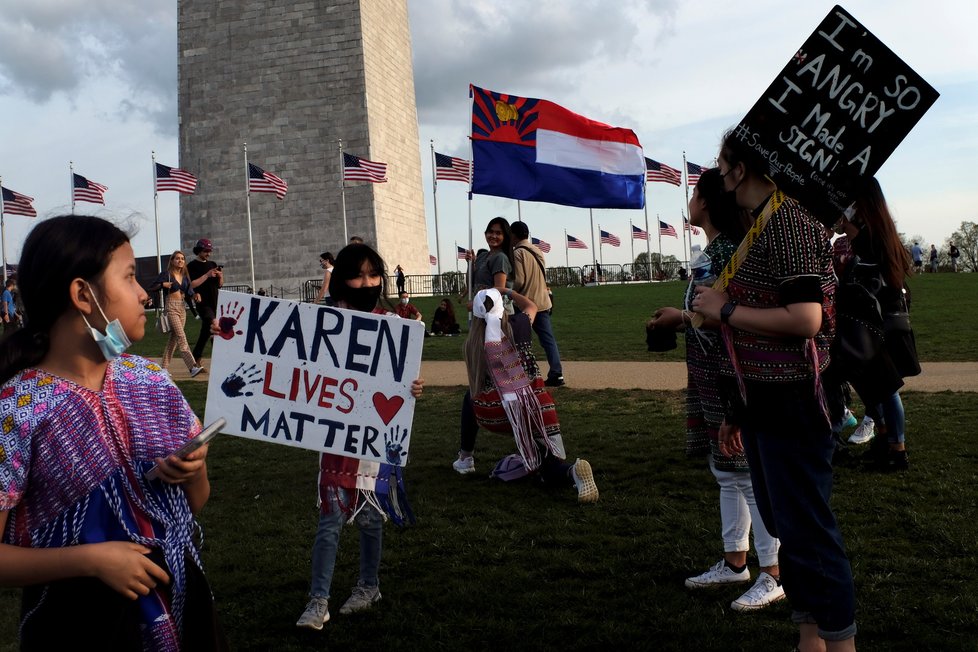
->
[144,417,226,481]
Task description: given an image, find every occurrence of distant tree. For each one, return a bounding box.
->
[947,222,978,272]
[634,252,680,280]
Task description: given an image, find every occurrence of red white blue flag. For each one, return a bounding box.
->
[457,246,468,260]
[344,153,388,183]
[659,220,677,238]
[631,224,650,240]
[686,161,707,186]
[248,163,288,199]
[645,158,681,186]
[600,230,621,247]
[155,162,198,194]
[471,85,645,209]
[429,255,437,265]
[73,173,108,204]
[531,237,551,253]
[1,187,36,217]
[684,216,701,235]
[434,152,471,183]
[566,234,588,249]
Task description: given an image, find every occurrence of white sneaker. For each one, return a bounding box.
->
[848,416,876,444]
[296,597,330,630]
[730,572,786,612]
[685,560,750,589]
[570,458,599,504]
[190,366,205,378]
[338,583,381,615]
[452,455,475,474]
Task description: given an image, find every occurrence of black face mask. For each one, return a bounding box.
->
[343,285,382,312]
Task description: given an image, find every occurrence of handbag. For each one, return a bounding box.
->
[156,309,171,334]
[833,259,885,370]
[883,294,921,378]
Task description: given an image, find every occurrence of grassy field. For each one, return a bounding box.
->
[129,272,978,364]
[2,383,976,651]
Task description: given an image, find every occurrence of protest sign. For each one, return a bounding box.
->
[733,5,939,224]
[203,291,425,466]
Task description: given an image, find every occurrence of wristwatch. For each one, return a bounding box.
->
[720,302,737,324]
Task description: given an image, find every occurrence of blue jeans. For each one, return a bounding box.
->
[532,309,563,379]
[866,392,906,444]
[309,488,383,598]
[741,382,857,641]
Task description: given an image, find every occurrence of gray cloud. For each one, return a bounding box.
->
[0,0,177,134]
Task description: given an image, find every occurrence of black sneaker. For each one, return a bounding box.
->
[544,376,565,387]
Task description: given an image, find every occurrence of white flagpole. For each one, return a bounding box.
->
[339,139,348,244]
[69,161,75,215]
[644,210,652,283]
[598,223,604,270]
[629,219,635,268]
[429,141,443,286]
[589,209,597,285]
[0,176,6,284]
[517,199,522,224]
[682,151,691,266]
[657,213,663,262]
[454,240,459,275]
[564,229,569,269]
[244,143,256,293]
[151,152,162,274]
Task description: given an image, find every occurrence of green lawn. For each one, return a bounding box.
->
[130,273,978,363]
[3,384,976,651]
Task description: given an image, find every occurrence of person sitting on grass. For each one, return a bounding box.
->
[453,287,598,504]
[430,297,461,336]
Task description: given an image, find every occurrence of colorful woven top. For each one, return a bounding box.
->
[0,354,203,649]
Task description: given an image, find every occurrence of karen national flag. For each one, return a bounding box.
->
[659,220,678,238]
[645,158,681,186]
[567,234,588,250]
[248,163,288,199]
[531,237,551,254]
[435,153,471,183]
[632,224,650,241]
[156,163,198,194]
[2,187,36,217]
[600,230,621,247]
[471,85,645,209]
[73,173,108,204]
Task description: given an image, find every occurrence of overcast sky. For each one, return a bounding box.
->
[0,0,974,273]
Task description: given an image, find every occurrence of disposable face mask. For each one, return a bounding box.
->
[400,298,410,305]
[79,284,132,361]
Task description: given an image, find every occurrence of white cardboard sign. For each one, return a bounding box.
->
[203,291,424,466]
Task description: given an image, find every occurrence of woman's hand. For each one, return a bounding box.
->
[717,420,744,457]
[410,378,425,398]
[86,542,170,600]
[649,306,683,330]
[151,444,210,485]
[691,286,729,321]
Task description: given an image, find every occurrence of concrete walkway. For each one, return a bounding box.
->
[165,359,978,392]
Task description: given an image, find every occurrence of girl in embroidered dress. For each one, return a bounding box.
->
[295,243,424,631]
[0,215,226,650]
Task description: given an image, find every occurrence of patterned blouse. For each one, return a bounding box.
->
[0,354,203,650]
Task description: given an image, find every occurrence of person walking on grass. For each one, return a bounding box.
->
[296,244,425,632]
[187,238,222,367]
[649,168,783,612]
[151,250,206,377]
[929,244,938,273]
[0,215,225,649]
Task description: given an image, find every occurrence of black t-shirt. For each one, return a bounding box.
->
[186,258,219,308]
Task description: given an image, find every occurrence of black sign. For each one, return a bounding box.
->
[734,5,939,224]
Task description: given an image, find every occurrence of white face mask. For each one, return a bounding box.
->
[79,284,132,361]
[400,297,410,305]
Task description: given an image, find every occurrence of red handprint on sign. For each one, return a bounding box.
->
[218,301,245,340]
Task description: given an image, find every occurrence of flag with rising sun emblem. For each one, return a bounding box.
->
[470,85,645,209]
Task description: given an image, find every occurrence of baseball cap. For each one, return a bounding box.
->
[195,238,213,252]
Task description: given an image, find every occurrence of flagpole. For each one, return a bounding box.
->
[517,200,522,224]
[657,213,663,263]
[644,209,652,283]
[564,229,569,269]
[598,223,604,272]
[682,151,691,266]
[339,139,348,244]
[151,152,162,274]
[69,161,75,215]
[629,219,635,268]
[0,176,6,284]
[429,141,443,288]
[244,143,256,293]
[589,209,597,285]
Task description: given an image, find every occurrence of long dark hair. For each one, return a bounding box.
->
[0,215,130,384]
[852,177,913,288]
[320,252,335,265]
[695,168,749,243]
[720,127,773,180]
[484,216,514,270]
[437,297,456,321]
[328,243,391,308]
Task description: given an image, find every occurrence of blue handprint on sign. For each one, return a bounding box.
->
[384,425,409,466]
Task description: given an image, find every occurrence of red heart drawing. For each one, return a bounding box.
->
[372,393,405,425]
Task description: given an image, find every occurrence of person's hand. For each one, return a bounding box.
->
[2,314,8,324]
[410,378,425,398]
[194,293,201,303]
[164,281,172,289]
[649,306,683,330]
[464,249,475,262]
[691,286,728,321]
[151,444,210,485]
[718,420,744,457]
[87,541,170,600]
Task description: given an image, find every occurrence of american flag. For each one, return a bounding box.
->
[429,254,437,265]
[631,224,650,241]
[645,157,681,186]
[457,246,468,260]
[1,187,36,217]
[155,162,198,194]
[659,220,678,238]
[567,234,588,250]
[344,153,388,183]
[684,216,702,235]
[531,237,551,253]
[686,161,708,186]
[434,152,471,183]
[73,173,108,204]
[248,163,288,199]
[600,230,621,247]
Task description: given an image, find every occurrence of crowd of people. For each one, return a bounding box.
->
[0,127,933,651]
